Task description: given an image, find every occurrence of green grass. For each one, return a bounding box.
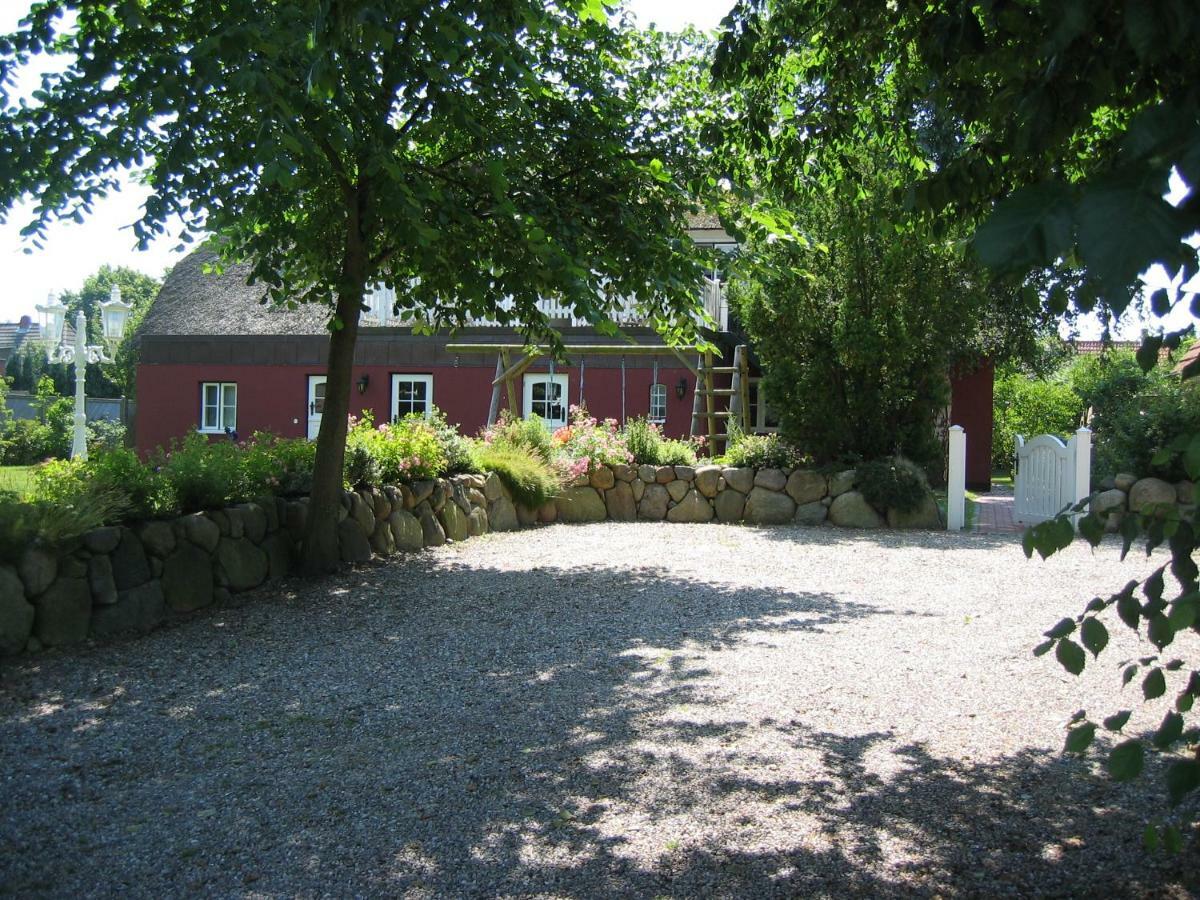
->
[0,466,35,498]
[934,488,979,530]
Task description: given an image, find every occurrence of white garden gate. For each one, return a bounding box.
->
[1014,429,1091,525]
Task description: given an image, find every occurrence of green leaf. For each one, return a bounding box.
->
[974,183,1074,271]
[1056,638,1086,675]
[1078,513,1104,546]
[1152,711,1184,748]
[1106,739,1144,781]
[1064,721,1096,753]
[1080,617,1109,656]
[1147,613,1174,649]
[1142,668,1167,700]
[1045,617,1076,639]
[1165,760,1200,806]
[1103,710,1132,731]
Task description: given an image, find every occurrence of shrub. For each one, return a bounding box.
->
[620,417,699,466]
[992,367,1081,473]
[483,411,555,464]
[34,450,175,521]
[86,418,128,454]
[473,443,560,508]
[428,408,477,475]
[343,412,447,487]
[856,457,928,514]
[241,432,316,497]
[157,432,246,511]
[552,405,631,471]
[0,488,128,563]
[343,415,383,489]
[1091,377,1200,481]
[721,432,805,469]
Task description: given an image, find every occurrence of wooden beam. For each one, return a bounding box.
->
[486,353,504,427]
[492,351,540,386]
[447,343,696,357]
[499,348,520,415]
[669,347,699,379]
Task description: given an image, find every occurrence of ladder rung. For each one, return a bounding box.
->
[694,411,734,418]
[695,388,737,396]
[700,366,737,374]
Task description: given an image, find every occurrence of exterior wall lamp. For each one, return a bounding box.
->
[356,374,370,395]
[675,377,688,401]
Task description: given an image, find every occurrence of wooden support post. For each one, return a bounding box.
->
[704,349,717,449]
[738,344,751,432]
[690,353,704,436]
[499,349,519,419]
[487,353,504,427]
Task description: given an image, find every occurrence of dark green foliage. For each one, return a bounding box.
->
[856,458,929,515]
[472,443,560,509]
[483,412,555,465]
[620,417,698,467]
[992,368,1081,473]
[0,377,72,464]
[156,433,245,512]
[240,433,317,497]
[720,432,804,470]
[429,410,477,476]
[0,488,127,564]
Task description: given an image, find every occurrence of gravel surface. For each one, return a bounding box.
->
[1,523,1197,898]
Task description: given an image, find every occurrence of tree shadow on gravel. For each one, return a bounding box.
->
[0,558,1193,897]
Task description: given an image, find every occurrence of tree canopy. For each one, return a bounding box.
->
[0,0,718,570]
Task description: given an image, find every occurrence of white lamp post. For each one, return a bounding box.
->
[35,286,132,461]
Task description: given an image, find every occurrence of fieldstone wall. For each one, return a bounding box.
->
[1090,473,1194,530]
[0,465,938,658]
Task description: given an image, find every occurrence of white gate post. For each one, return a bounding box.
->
[1072,427,1092,514]
[948,425,966,531]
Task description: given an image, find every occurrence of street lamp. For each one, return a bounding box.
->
[35,285,132,461]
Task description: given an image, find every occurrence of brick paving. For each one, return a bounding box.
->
[973,485,1021,534]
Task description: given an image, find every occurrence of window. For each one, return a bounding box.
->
[649,383,667,423]
[747,378,779,434]
[523,374,568,427]
[391,374,433,420]
[200,382,237,433]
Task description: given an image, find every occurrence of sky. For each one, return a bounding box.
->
[0,0,1195,341]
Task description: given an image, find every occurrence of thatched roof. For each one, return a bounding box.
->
[139,248,329,337]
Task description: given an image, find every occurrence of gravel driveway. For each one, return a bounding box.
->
[1,523,1196,897]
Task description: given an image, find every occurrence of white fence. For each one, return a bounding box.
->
[1014,429,1091,525]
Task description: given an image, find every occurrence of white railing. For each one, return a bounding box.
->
[360,278,728,332]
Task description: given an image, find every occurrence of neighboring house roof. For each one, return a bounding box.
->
[1174,342,1200,379]
[0,317,41,355]
[686,211,722,230]
[140,247,330,338]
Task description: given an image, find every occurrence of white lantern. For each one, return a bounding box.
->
[36,292,67,346]
[99,284,133,344]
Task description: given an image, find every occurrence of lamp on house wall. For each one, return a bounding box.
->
[675,377,688,400]
[356,374,370,394]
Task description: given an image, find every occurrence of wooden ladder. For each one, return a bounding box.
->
[690,345,750,454]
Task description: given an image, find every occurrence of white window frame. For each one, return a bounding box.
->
[306,375,326,440]
[390,373,434,421]
[648,382,667,424]
[523,373,569,428]
[200,382,237,434]
[748,377,779,434]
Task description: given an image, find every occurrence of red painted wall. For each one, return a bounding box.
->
[135,362,696,454]
[949,361,994,491]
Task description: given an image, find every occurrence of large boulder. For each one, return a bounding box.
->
[370,519,397,555]
[1128,477,1177,514]
[722,467,754,494]
[589,466,616,491]
[556,486,607,523]
[488,496,520,532]
[793,501,828,526]
[216,537,270,590]
[1090,489,1127,517]
[1114,472,1138,492]
[91,582,165,638]
[409,479,437,507]
[139,521,177,558]
[239,503,269,545]
[744,487,795,525]
[667,490,713,523]
[87,555,118,606]
[537,501,558,524]
[694,465,722,498]
[0,566,34,655]
[631,479,645,503]
[483,472,504,502]
[82,526,121,555]
[260,532,293,579]
[110,528,151,591]
[419,510,446,548]
[655,466,676,484]
[754,468,787,492]
[439,501,472,542]
[283,502,308,543]
[637,483,670,520]
[389,509,424,552]
[34,578,91,647]
[611,464,636,483]
[605,480,637,521]
[161,541,215,613]
[829,491,884,528]
[371,489,393,520]
[18,547,57,597]
[673,466,695,482]
[786,470,826,506]
[886,495,942,530]
[714,489,745,523]
[516,504,539,527]
[1178,481,1195,505]
[637,464,657,483]
[349,491,375,535]
[666,479,690,502]
[828,469,857,497]
[469,507,489,536]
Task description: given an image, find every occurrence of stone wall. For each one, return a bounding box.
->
[0,464,938,657]
[1089,473,1194,530]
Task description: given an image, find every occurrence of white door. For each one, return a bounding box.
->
[307,375,326,440]
[1014,434,1074,524]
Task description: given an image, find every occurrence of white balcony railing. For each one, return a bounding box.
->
[360,276,728,333]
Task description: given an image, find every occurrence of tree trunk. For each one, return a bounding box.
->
[301,224,368,574]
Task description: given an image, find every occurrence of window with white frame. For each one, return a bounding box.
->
[391,374,434,420]
[200,382,237,433]
[649,382,667,423]
[523,373,568,427]
[747,378,779,434]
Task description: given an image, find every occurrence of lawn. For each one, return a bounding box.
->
[0,466,35,497]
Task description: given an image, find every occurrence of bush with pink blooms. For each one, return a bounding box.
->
[551,405,632,475]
